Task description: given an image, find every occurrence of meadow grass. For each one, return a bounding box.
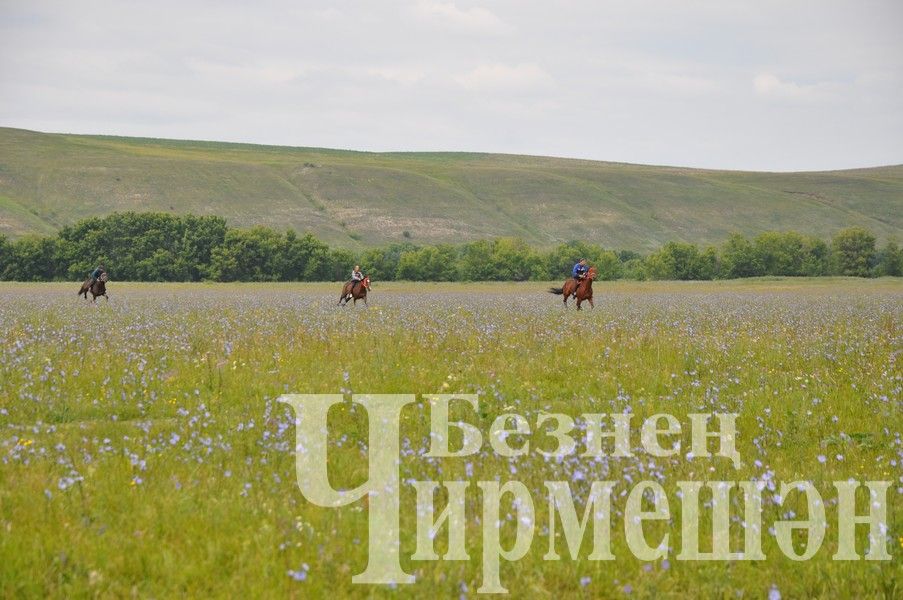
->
[0,279,901,598]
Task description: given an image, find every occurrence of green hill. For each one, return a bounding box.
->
[0,127,900,250]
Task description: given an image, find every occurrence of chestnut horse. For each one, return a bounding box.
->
[338,275,371,306]
[78,272,109,303]
[549,266,596,309]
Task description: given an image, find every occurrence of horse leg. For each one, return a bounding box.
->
[588,297,594,309]
[576,297,583,310]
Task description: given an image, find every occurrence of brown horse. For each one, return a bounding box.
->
[78,272,109,303]
[549,266,596,309]
[338,275,371,306]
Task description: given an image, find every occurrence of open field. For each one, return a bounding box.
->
[1,278,901,598]
[1,127,901,248]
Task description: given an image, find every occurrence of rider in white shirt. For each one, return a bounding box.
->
[350,265,364,291]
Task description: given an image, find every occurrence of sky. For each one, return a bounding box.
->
[1,0,901,171]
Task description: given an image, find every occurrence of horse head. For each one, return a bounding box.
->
[363,275,371,291]
[586,266,598,280]
[99,272,109,283]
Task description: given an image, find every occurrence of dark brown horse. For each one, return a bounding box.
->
[78,272,109,303]
[549,266,596,309]
[338,275,371,306]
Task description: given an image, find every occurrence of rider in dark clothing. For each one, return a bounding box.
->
[572,259,588,280]
[90,265,106,287]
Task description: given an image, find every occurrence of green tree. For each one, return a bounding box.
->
[209,227,284,281]
[799,236,830,276]
[458,240,495,280]
[876,240,902,276]
[720,234,763,278]
[754,231,802,276]
[831,227,876,277]
[0,234,11,279]
[488,238,543,281]
[282,231,332,280]
[361,243,415,281]
[178,215,228,280]
[55,212,226,281]
[5,235,61,281]
[134,249,185,281]
[396,245,459,280]
[327,248,356,281]
[593,250,623,280]
[644,242,712,280]
[749,231,831,276]
[621,258,647,280]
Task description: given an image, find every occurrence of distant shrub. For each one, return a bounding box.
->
[876,241,902,276]
[831,227,876,277]
[0,212,893,282]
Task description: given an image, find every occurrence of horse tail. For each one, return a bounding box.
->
[548,287,564,295]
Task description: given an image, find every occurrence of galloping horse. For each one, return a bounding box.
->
[549,266,596,309]
[78,272,109,303]
[338,275,371,306]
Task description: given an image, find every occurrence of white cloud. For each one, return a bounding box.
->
[640,73,720,96]
[185,58,305,85]
[411,1,512,34]
[1,1,901,170]
[366,66,425,85]
[455,63,553,91]
[753,72,841,102]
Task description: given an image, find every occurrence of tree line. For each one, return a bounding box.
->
[0,212,899,282]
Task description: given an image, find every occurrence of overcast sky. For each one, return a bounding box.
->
[1,1,901,171]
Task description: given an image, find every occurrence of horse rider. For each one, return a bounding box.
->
[349,265,365,293]
[571,258,588,282]
[89,264,106,288]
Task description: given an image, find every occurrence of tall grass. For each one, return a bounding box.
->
[0,279,901,598]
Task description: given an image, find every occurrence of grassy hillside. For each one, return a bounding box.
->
[0,127,900,250]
